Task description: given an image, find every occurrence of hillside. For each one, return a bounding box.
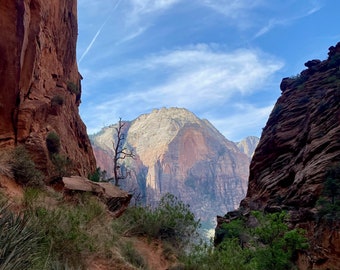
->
[91,107,251,228]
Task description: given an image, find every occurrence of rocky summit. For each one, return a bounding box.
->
[237,136,259,160]
[0,0,96,178]
[219,42,340,269]
[91,107,251,228]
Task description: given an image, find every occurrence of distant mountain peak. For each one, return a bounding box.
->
[91,107,250,229]
[236,136,259,159]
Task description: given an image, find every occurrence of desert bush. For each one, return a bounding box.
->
[250,211,309,270]
[23,187,42,209]
[317,165,340,221]
[327,52,340,68]
[178,238,254,270]
[88,167,109,182]
[67,81,80,95]
[180,211,308,270]
[215,218,246,245]
[46,131,61,154]
[11,146,44,186]
[289,73,308,86]
[0,203,44,270]
[51,95,64,106]
[28,191,107,269]
[51,153,73,179]
[113,193,200,252]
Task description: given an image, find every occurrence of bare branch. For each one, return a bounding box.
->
[112,117,135,186]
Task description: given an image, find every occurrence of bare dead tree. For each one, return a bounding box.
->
[112,118,135,186]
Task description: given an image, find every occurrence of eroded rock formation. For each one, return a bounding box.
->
[91,108,250,227]
[0,0,96,178]
[63,176,131,216]
[219,42,340,269]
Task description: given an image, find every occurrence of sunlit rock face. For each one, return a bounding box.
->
[237,136,259,159]
[0,0,96,178]
[91,107,250,226]
[229,42,340,269]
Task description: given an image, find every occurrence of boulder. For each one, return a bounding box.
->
[63,176,131,217]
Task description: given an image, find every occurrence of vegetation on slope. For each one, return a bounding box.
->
[0,145,310,269]
[0,183,310,270]
[0,186,201,269]
[180,211,309,270]
[316,164,340,221]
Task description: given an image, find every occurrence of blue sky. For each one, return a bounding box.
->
[77,0,340,142]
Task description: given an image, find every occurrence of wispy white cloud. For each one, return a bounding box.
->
[115,27,147,45]
[207,104,274,141]
[81,45,283,137]
[125,0,181,27]
[201,0,264,17]
[200,0,265,30]
[254,2,323,38]
[130,0,181,14]
[87,44,282,82]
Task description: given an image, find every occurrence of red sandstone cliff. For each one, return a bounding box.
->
[0,0,96,178]
[91,108,250,228]
[230,42,340,269]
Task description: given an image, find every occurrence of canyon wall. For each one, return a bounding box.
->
[0,0,96,178]
[222,42,340,269]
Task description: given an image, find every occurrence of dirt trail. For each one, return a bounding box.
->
[131,237,172,270]
[0,176,175,270]
[0,175,23,202]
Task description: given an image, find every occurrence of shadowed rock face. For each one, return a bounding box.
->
[0,0,96,178]
[235,42,340,269]
[91,108,250,227]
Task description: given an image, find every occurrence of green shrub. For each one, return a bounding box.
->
[113,193,200,252]
[51,153,72,179]
[11,146,44,186]
[0,203,44,270]
[88,167,109,182]
[327,52,340,68]
[179,238,254,270]
[28,192,107,269]
[317,165,340,221]
[250,211,309,270]
[181,211,308,270]
[23,187,42,209]
[215,218,245,243]
[51,95,64,106]
[67,82,80,95]
[46,131,60,154]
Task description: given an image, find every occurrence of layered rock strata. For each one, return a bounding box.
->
[0,0,96,178]
[91,108,250,227]
[219,42,340,269]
